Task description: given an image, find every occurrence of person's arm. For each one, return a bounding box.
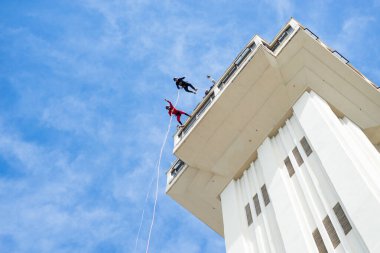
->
[165,99,173,107]
[176,83,180,89]
[165,99,173,115]
[179,77,185,81]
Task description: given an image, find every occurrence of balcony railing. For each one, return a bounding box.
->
[267,25,294,52]
[175,43,258,141]
[332,50,349,64]
[167,159,186,184]
[303,27,378,89]
[218,42,257,90]
[180,91,215,137]
[174,22,299,144]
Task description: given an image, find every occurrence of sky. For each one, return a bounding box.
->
[0,0,379,252]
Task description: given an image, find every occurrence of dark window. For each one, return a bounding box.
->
[235,47,251,66]
[323,215,340,248]
[272,26,294,51]
[181,115,197,135]
[292,147,304,166]
[313,228,328,253]
[333,203,352,235]
[300,137,313,156]
[218,65,237,89]
[249,43,257,51]
[271,41,281,51]
[170,160,185,177]
[197,93,214,117]
[284,156,295,177]
[245,203,253,226]
[261,184,270,206]
[253,194,261,216]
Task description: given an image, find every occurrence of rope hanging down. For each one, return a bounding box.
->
[143,90,180,253]
[133,175,154,253]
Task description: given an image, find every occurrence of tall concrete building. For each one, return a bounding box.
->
[166,18,380,253]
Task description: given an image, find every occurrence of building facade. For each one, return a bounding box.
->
[166,19,380,253]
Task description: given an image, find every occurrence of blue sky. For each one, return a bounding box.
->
[0,0,379,252]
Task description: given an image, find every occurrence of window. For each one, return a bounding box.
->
[292,147,304,166]
[170,160,185,177]
[235,47,251,66]
[197,92,214,117]
[312,228,328,253]
[271,41,281,51]
[218,65,237,89]
[272,26,294,51]
[261,184,270,206]
[333,203,352,235]
[323,215,340,248]
[300,137,313,156]
[253,194,261,216]
[245,204,253,226]
[181,115,197,135]
[284,156,295,177]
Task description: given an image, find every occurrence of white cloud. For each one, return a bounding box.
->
[332,16,375,54]
[264,0,293,21]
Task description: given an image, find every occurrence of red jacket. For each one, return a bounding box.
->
[166,100,183,116]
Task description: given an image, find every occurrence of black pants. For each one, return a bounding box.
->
[183,83,196,93]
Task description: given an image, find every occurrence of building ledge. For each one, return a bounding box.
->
[166,18,380,236]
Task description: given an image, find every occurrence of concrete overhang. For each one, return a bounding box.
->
[166,19,380,236]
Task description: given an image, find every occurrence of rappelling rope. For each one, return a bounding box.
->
[144,90,180,253]
[133,175,154,253]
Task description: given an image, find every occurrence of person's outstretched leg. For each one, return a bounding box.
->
[179,111,191,118]
[176,114,183,125]
[187,83,197,92]
[184,86,196,94]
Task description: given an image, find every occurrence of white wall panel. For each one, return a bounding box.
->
[293,91,376,252]
[221,91,379,253]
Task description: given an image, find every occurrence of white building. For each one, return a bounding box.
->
[166,18,380,253]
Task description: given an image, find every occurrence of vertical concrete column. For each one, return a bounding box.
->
[293,91,380,252]
[258,138,314,253]
[221,180,251,253]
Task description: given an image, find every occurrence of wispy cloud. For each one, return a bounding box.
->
[1,0,379,252]
[332,16,375,54]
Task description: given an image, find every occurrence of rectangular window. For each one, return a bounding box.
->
[323,215,340,248]
[218,65,237,89]
[261,184,270,206]
[253,194,261,216]
[170,159,185,176]
[300,137,313,156]
[235,47,251,66]
[245,203,253,226]
[284,156,295,177]
[292,147,304,166]
[333,203,352,235]
[312,228,328,253]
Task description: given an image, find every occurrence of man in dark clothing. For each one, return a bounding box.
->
[173,77,198,94]
[165,99,191,125]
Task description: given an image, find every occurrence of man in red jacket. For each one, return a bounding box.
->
[165,99,191,126]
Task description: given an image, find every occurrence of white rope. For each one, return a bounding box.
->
[133,175,154,253]
[144,91,180,253]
